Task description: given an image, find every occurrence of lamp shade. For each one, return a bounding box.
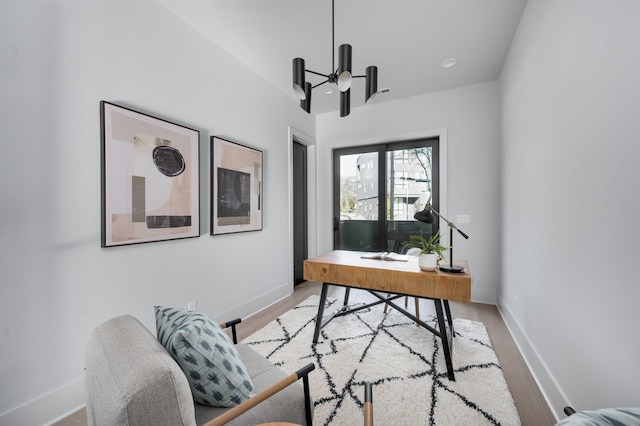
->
[365,66,378,103]
[340,89,350,117]
[300,82,312,113]
[337,44,352,92]
[293,58,306,100]
[414,206,436,223]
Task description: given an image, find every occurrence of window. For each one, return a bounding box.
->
[333,138,439,252]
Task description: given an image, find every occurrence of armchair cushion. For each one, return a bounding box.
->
[194,344,313,426]
[155,306,255,407]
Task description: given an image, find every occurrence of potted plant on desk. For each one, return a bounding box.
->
[402,231,450,271]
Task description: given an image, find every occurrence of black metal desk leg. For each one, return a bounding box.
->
[313,283,329,343]
[434,299,455,381]
[444,300,453,331]
[343,287,351,306]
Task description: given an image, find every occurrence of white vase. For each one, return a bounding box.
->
[419,253,438,271]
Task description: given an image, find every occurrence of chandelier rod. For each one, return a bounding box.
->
[307,69,329,78]
[312,80,330,90]
[331,0,336,74]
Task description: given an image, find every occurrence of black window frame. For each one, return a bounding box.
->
[332,137,440,251]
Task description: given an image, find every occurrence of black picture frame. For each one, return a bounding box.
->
[210,136,263,235]
[100,101,200,247]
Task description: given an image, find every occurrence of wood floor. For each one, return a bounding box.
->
[56,280,556,426]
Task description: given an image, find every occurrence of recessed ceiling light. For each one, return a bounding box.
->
[440,58,458,69]
[324,88,335,95]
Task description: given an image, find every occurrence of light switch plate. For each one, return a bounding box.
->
[456,214,471,224]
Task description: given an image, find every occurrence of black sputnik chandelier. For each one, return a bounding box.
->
[292,0,378,117]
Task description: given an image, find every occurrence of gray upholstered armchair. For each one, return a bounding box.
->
[84,314,314,425]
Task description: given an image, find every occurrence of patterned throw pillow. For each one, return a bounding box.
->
[154,306,255,407]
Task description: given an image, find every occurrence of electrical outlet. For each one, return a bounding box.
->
[187,300,197,311]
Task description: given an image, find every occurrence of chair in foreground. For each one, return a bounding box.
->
[203,363,315,426]
[557,406,640,425]
[85,314,314,425]
[363,383,373,426]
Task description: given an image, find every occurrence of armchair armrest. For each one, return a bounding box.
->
[203,363,316,426]
[219,318,242,344]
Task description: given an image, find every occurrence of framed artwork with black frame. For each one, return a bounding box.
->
[210,136,263,235]
[100,101,200,247]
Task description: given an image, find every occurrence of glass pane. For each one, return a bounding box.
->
[337,152,379,251]
[386,147,434,252]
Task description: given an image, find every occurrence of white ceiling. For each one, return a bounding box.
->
[159,0,527,115]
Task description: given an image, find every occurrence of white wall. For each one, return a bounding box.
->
[499,0,640,418]
[4,0,638,423]
[316,82,503,304]
[0,1,314,424]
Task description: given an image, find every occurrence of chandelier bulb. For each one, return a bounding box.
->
[338,44,352,92]
[292,58,306,100]
[337,73,352,92]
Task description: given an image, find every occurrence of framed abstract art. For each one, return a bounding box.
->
[100,101,200,247]
[210,136,263,235]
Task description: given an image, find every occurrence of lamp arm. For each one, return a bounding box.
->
[431,207,470,240]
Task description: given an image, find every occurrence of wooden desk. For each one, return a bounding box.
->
[304,250,472,380]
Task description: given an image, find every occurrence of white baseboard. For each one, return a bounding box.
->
[212,281,293,323]
[497,296,569,422]
[471,286,497,304]
[0,377,84,426]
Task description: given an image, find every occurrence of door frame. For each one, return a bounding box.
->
[318,128,449,255]
[288,126,317,290]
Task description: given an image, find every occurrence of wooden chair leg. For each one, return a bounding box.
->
[364,382,373,426]
[383,293,390,313]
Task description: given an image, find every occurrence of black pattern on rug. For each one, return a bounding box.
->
[243,296,520,425]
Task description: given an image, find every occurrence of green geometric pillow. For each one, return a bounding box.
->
[154,306,255,407]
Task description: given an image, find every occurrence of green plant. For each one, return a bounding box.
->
[402,231,450,258]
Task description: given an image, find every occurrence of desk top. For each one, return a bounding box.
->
[304,250,472,303]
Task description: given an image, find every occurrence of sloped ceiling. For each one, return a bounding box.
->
[160,0,527,115]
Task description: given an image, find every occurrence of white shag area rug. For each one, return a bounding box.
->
[242,295,521,426]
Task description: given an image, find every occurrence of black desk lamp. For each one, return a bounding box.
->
[414,203,469,273]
